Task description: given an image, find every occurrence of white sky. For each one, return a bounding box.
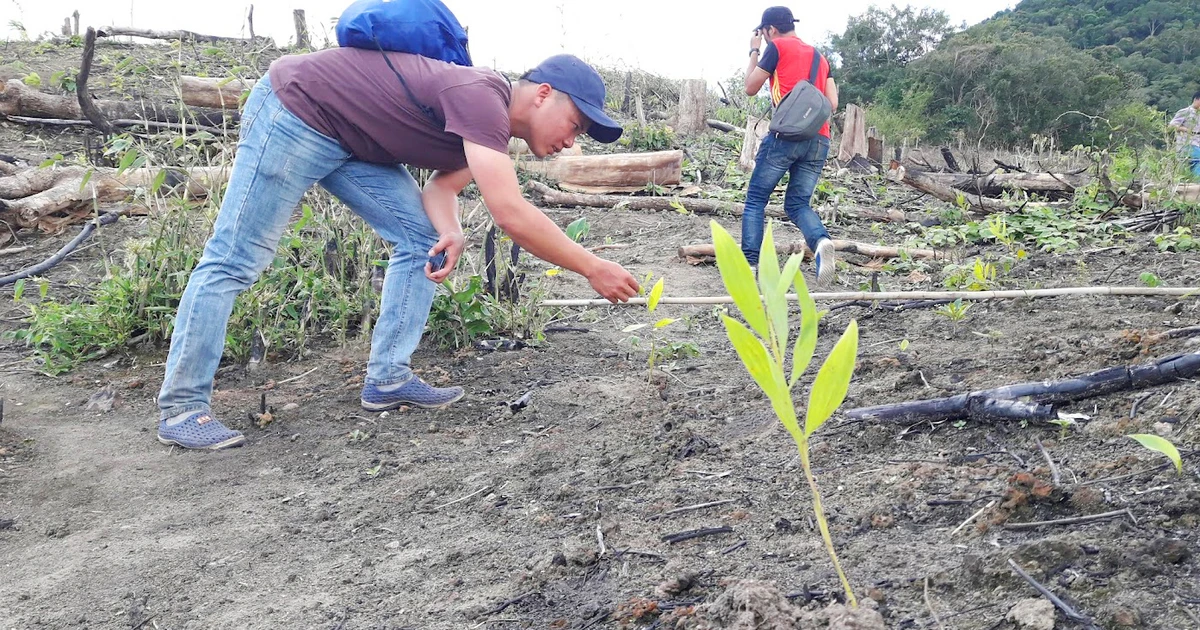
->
[3,1,1015,80]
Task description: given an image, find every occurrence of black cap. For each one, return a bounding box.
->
[756,6,797,30]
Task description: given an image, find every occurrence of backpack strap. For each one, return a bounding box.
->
[374,39,442,126]
[807,50,822,87]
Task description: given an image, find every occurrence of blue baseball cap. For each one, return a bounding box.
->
[525,54,623,143]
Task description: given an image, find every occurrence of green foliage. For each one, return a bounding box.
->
[714,105,747,129]
[21,71,41,87]
[864,84,935,143]
[829,4,955,106]
[943,258,998,291]
[935,298,973,331]
[622,276,693,382]
[1155,227,1199,252]
[1127,434,1183,474]
[1139,272,1162,288]
[711,219,859,606]
[999,0,1200,111]
[50,69,76,93]
[427,275,493,350]
[565,217,590,243]
[619,123,676,151]
[9,188,391,374]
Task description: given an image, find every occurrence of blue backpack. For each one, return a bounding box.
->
[335,0,473,122]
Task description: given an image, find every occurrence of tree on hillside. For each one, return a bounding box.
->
[828,4,955,106]
[908,26,1136,147]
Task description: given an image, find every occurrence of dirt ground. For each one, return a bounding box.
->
[2,40,1200,630]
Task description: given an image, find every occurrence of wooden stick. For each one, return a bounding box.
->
[77,28,114,135]
[659,499,736,517]
[432,485,491,511]
[527,180,775,217]
[1007,559,1101,629]
[660,526,734,544]
[677,240,943,262]
[96,25,257,43]
[0,245,32,257]
[540,286,1200,308]
[924,577,946,630]
[1035,437,1061,485]
[949,500,996,537]
[1004,509,1133,531]
[5,115,230,135]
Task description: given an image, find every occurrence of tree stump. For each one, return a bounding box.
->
[293,9,310,49]
[675,79,708,135]
[837,103,867,162]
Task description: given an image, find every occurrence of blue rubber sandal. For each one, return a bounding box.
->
[157,412,246,450]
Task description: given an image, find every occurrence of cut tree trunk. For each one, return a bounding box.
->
[890,165,1008,214]
[920,171,1090,196]
[940,147,961,173]
[0,79,235,126]
[675,79,707,135]
[527,180,782,218]
[706,119,740,133]
[516,150,682,192]
[0,164,228,229]
[845,351,1200,423]
[508,138,581,157]
[837,103,867,162]
[293,9,310,49]
[95,25,257,43]
[676,240,942,263]
[866,127,884,168]
[739,116,770,172]
[180,76,257,109]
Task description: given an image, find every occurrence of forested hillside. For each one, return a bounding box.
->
[829,0,1200,148]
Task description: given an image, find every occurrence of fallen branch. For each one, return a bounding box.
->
[517,150,682,192]
[661,526,734,544]
[676,239,943,263]
[0,79,234,126]
[1007,559,1101,630]
[0,165,227,228]
[539,286,1200,308]
[705,118,740,133]
[180,76,256,110]
[0,211,121,286]
[845,351,1200,424]
[96,25,258,44]
[5,115,230,136]
[1004,509,1134,531]
[890,165,1008,214]
[77,27,114,135]
[528,180,780,218]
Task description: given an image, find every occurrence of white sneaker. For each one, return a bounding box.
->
[814,238,836,288]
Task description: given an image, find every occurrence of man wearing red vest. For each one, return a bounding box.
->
[743,6,840,286]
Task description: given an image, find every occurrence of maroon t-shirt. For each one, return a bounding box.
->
[269,47,512,171]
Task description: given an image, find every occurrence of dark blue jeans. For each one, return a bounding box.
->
[741,133,831,264]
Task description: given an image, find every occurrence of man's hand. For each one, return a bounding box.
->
[586,258,640,303]
[750,29,763,51]
[425,231,465,283]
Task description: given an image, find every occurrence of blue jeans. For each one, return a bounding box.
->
[741,134,831,265]
[157,75,439,420]
[1190,146,1200,179]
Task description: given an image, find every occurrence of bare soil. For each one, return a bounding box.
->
[2,40,1199,630]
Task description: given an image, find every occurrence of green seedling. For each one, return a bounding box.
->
[711,219,860,606]
[935,298,973,331]
[566,217,590,243]
[1127,434,1183,474]
[1139,272,1161,288]
[622,276,684,383]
